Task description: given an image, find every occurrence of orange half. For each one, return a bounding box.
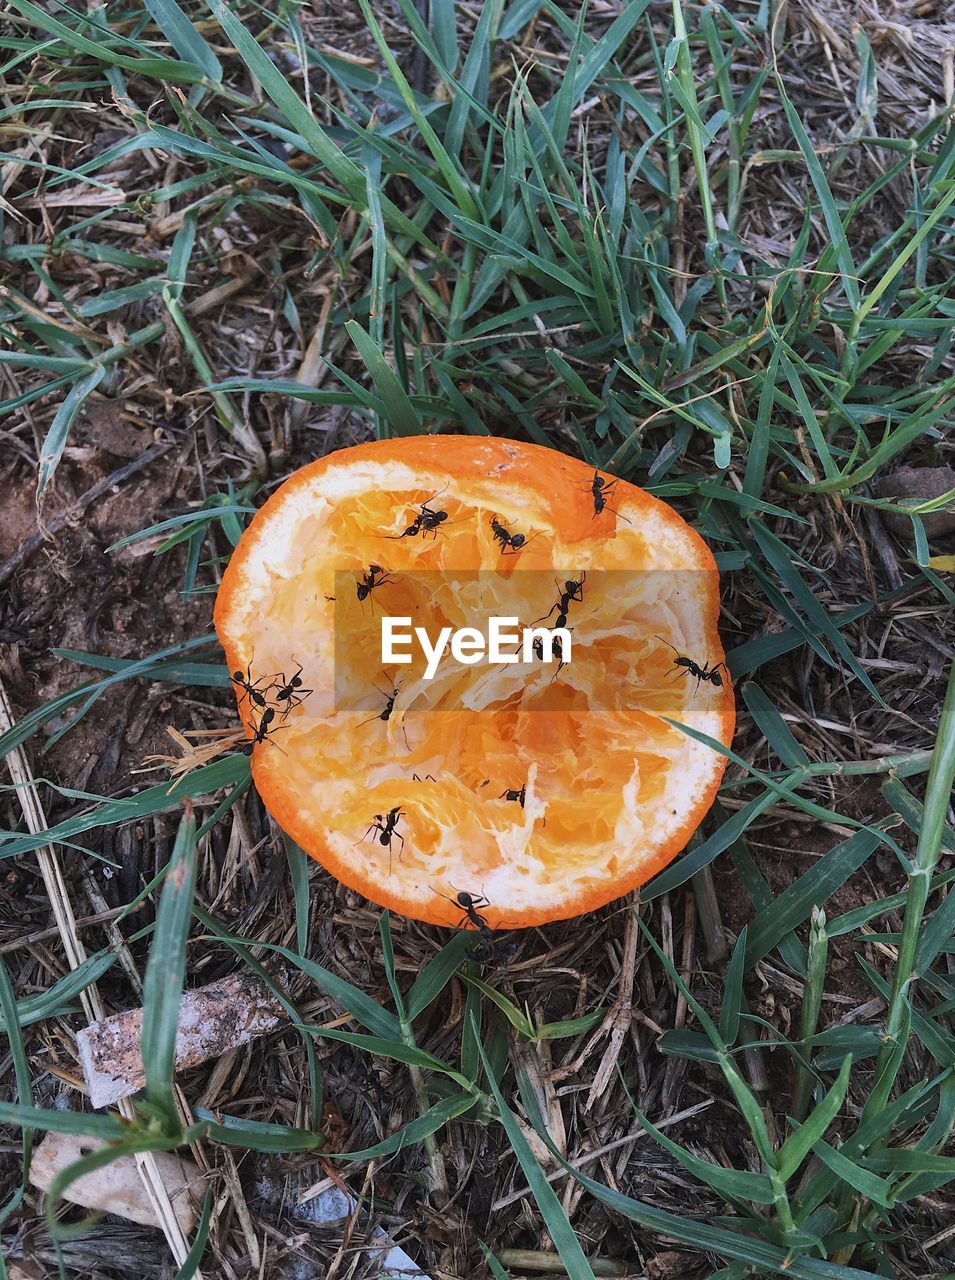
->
[214,437,734,928]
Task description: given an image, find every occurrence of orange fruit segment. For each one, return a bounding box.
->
[214,437,734,929]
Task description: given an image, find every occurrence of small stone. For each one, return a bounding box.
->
[30,1134,200,1232]
[876,466,955,539]
[649,1251,692,1279]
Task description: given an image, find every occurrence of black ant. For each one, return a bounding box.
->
[356,564,397,602]
[433,888,492,937]
[412,773,437,781]
[490,514,534,556]
[581,467,631,523]
[535,573,586,628]
[657,637,729,689]
[359,682,410,748]
[231,659,272,710]
[360,807,405,871]
[388,492,449,540]
[272,662,312,716]
[451,890,492,932]
[531,630,569,681]
[359,681,399,726]
[500,785,526,807]
[434,888,513,964]
[241,705,286,754]
[588,467,616,516]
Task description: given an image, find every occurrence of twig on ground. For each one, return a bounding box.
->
[0,674,198,1269]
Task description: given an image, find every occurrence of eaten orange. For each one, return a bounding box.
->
[214,437,734,929]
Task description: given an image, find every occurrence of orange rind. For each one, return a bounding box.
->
[214,437,735,928]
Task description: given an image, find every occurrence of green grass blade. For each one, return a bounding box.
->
[775,73,859,310]
[0,948,116,1031]
[299,1024,473,1095]
[776,1057,852,1181]
[283,834,310,957]
[466,975,535,1037]
[141,803,198,1125]
[430,0,459,70]
[746,519,880,700]
[36,364,106,498]
[345,319,421,437]
[481,1031,598,1280]
[636,917,776,1165]
[144,0,221,83]
[0,953,34,1219]
[719,927,747,1046]
[536,1130,877,1278]
[479,1244,510,1280]
[406,930,475,1021]
[742,683,810,769]
[0,634,217,759]
[175,1187,213,1280]
[46,1135,176,1235]
[855,182,955,325]
[0,755,249,861]
[744,829,884,966]
[644,791,777,899]
[378,911,404,1016]
[6,0,206,83]
[265,944,402,1040]
[0,1102,124,1138]
[446,0,503,156]
[323,1093,476,1162]
[636,1105,776,1204]
[811,1139,894,1209]
[915,885,955,977]
[206,0,363,195]
[191,1110,322,1152]
[355,0,479,220]
[864,658,955,1117]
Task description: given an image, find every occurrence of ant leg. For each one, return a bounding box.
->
[284,686,313,715]
[532,602,562,626]
[654,635,684,659]
[430,885,460,912]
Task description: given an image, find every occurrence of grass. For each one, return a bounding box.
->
[1,0,954,1276]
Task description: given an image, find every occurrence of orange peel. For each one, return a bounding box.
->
[214,437,734,928]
